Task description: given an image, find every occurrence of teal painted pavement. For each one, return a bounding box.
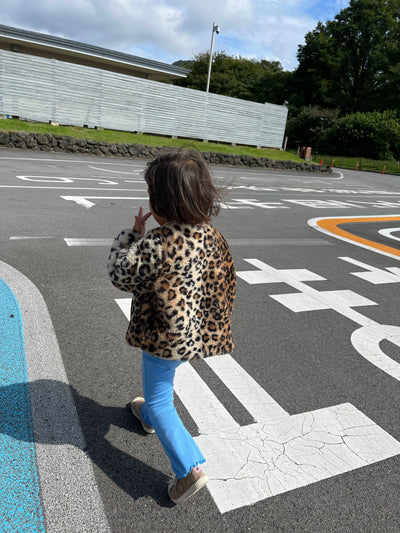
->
[0,278,45,532]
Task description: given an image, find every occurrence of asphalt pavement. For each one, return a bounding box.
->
[1,148,399,532]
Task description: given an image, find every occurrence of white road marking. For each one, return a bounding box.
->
[339,257,400,284]
[228,239,333,246]
[0,185,146,191]
[237,259,400,382]
[305,170,345,182]
[229,185,398,194]
[115,295,400,513]
[271,289,377,313]
[17,175,117,185]
[63,238,332,247]
[65,238,112,246]
[228,199,289,209]
[220,203,253,209]
[88,166,143,174]
[61,196,146,208]
[351,325,400,380]
[10,236,56,240]
[378,227,400,241]
[286,199,364,209]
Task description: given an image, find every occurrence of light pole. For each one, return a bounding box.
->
[206,22,220,92]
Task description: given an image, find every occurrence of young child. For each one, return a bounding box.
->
[108,148,236,505]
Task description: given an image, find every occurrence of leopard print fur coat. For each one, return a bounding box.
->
[108,222,236,361]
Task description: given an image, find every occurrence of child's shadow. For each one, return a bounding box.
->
[0,379,173,507]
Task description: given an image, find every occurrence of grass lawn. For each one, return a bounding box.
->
[0,118,303,162]
[316,154,400,176]
[287,149,400,177]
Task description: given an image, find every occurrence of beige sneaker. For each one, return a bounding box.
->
[168,466,208,505]
[130,397,155,434]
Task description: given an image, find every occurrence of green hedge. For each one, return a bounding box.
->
[326,111,400,160]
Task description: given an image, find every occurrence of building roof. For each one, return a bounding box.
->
[0,24,189,81]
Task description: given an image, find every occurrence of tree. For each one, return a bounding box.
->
[173,53,293,105]
[295,0,400,113]
[285,106,340,150]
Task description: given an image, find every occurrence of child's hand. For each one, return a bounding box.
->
[133,207,152,235]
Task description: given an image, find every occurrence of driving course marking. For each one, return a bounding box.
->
[309,215,400,259]
[115,287,400,514]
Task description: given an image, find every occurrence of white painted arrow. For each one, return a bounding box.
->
[60,196,145,209]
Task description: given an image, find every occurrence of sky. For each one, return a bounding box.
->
[1,0,350,71]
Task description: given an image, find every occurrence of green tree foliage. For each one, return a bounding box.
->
[173,52,293,105]
[285,106,340,150]
[295,0,400,113]
[326,110,400,159]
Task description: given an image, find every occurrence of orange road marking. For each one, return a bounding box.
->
[309,215,400,259]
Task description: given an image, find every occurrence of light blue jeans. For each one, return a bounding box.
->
[140,351,205,479]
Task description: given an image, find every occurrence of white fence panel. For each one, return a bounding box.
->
[0,49,288,148]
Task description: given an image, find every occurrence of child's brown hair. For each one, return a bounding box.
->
[144,149,222,224]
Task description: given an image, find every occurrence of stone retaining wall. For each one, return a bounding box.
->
[0,130,332,173]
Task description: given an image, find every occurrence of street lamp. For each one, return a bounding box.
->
[206,22,220,93]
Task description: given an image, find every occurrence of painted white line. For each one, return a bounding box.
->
[17,175,117,185]
[10,236,56,241]
[62,196,96,209]
[0,261,111,532]
[227,238,333,246]
[65,238,113,247]
[305,170,345,182]
[237,259,400,382]
[115,296,400,513]
[378,227,400,241]
[229,199,289,209]
[61,196,146,208]
[205,355,288,422]
[63,237,332,247]
[287,199,364,209]
[339,257,400,284]
[230,185,399,194]
[220,203,253,210]
[0,185,146,191]
[229,185,283,191]
[88,166,143,175]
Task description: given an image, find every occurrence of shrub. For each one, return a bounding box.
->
[326,110,400,159]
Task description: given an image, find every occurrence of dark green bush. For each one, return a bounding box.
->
[326,110,400,159]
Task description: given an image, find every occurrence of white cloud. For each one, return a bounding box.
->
[0,0,349,69]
